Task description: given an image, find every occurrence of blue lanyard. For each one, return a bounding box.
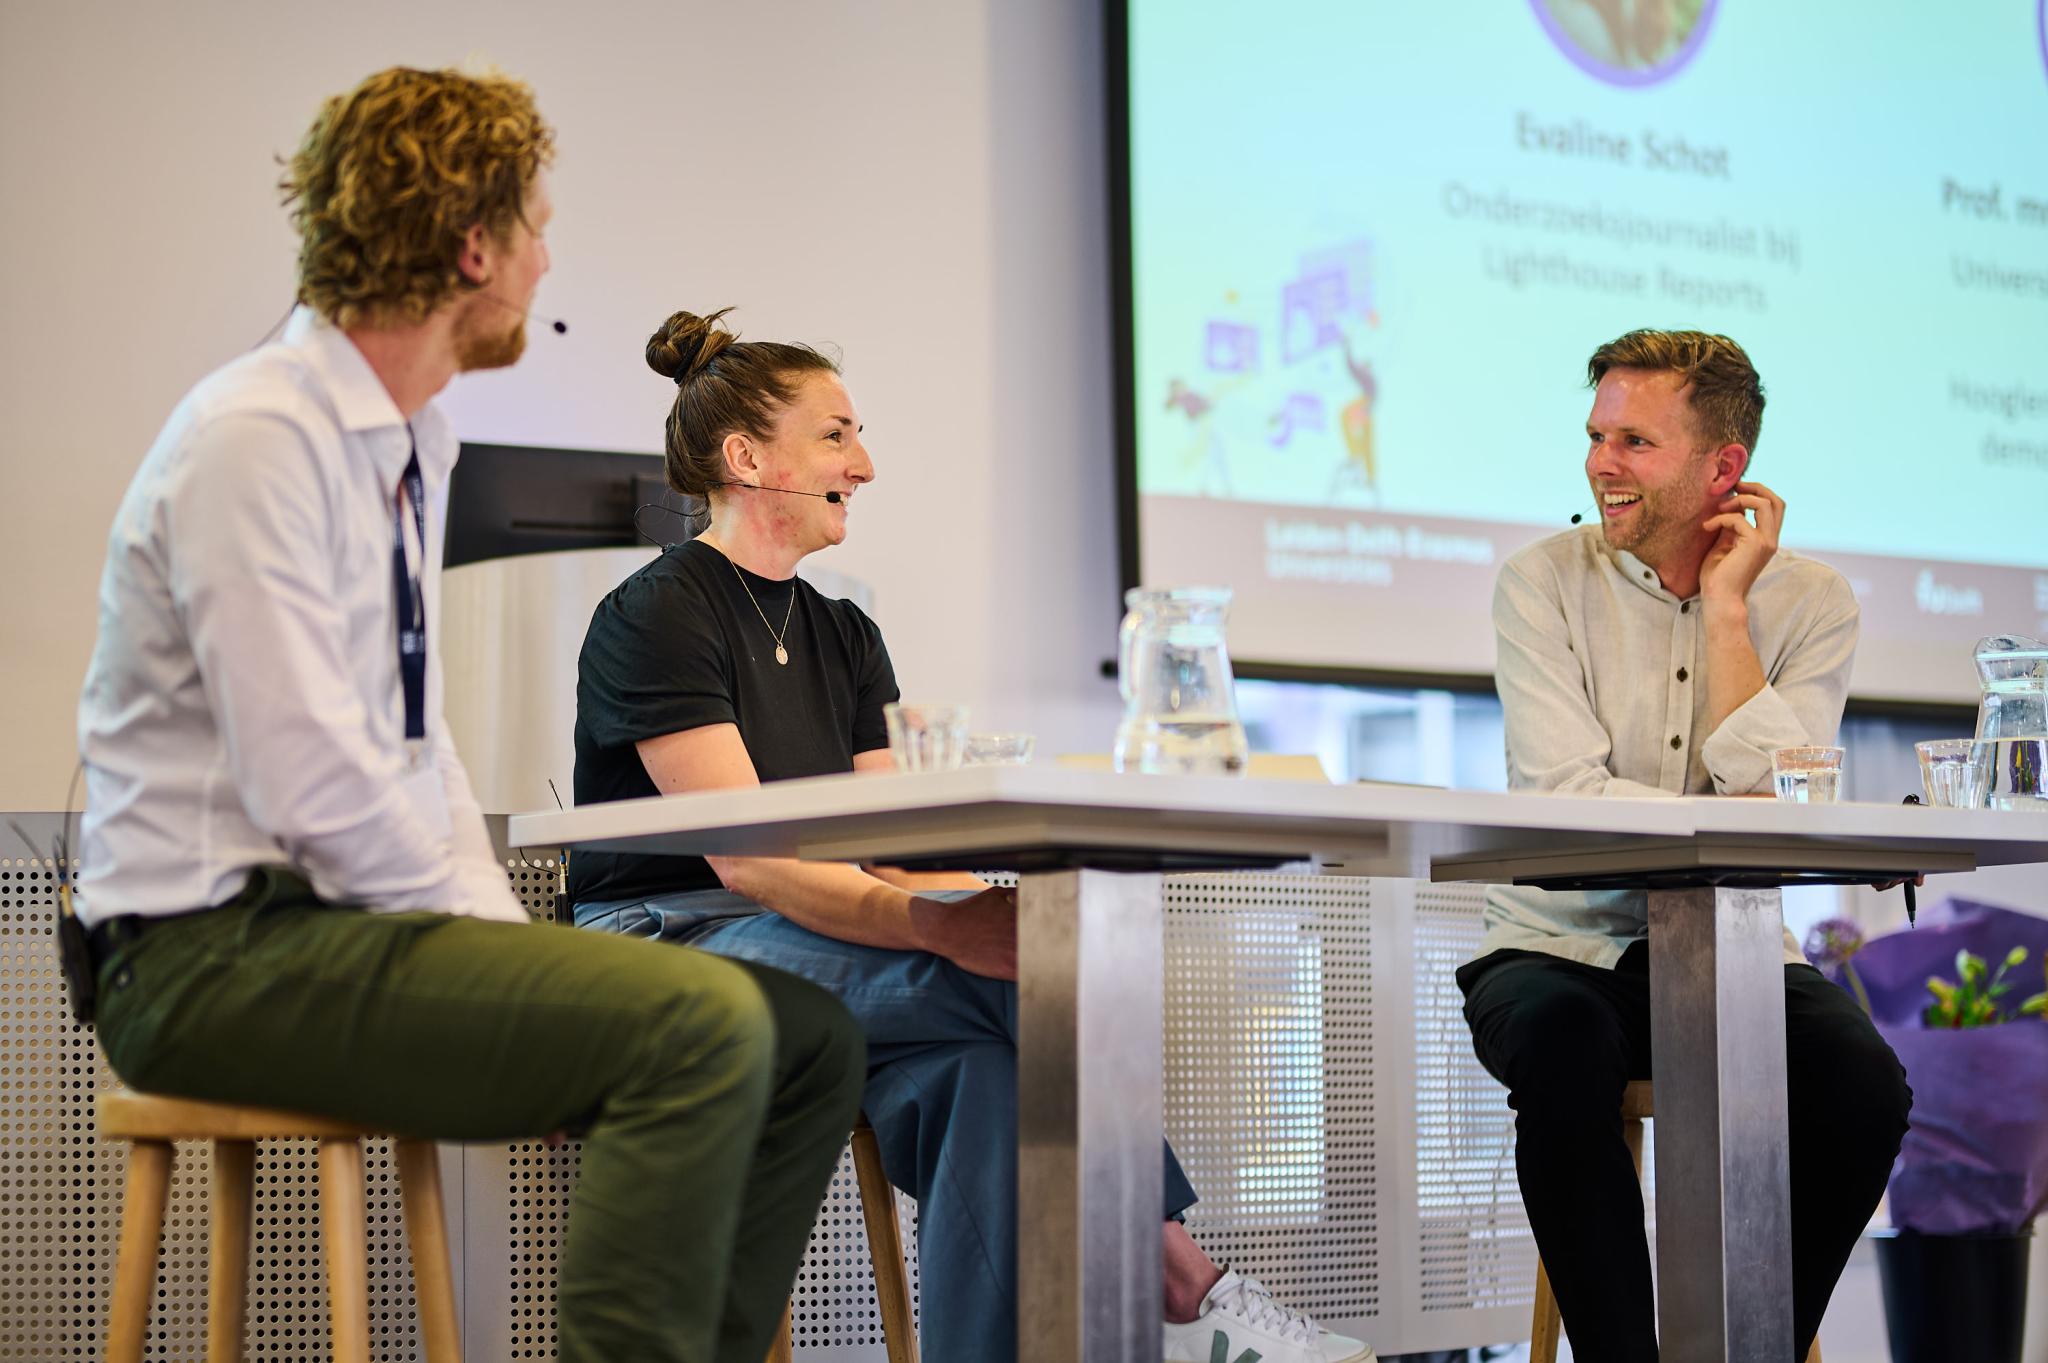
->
[392,438,428,744]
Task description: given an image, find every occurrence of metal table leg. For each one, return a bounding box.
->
[1017,868,1164,1363]
[1646,885,1795,1363]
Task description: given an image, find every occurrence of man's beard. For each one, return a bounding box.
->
[1601,453,1709,562]
[1602,493,1683,555]
[453,302,527,372]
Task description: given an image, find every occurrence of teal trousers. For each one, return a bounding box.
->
[93,867,866,1363]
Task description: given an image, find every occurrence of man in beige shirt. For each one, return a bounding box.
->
[1456,330,1909,1362]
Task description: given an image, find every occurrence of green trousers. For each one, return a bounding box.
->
[92,867,866,1363]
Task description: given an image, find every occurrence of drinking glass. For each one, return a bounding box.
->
[963,732,1036,766]
[1771,746,1844,804]
[1916,739,1991,808]
[885,703,969,772]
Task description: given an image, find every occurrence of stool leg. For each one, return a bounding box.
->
[208,1140,256,1363]
[851,1123,918,1363]
[1528,1256,1563,1363]
[107,1139,173,1363]
[1808,1340,1822,1363]
[318,1138,370,1363]
[394,1139,462,1363]
[765,1301,794,1363]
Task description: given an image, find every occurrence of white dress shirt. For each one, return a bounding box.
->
[76,308,525,925]
[1478,524,1860,968]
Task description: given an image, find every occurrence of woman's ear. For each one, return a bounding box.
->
[721,431,758,485]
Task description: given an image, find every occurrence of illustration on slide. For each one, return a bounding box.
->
[1284,238,1384,506]
[1327,329,1380,505]
[1148,236,1384,506]
[1268,392,1328,451]
[1206,316,1259,374]
[1532,0,1715,87]
[1164,377,1236,496]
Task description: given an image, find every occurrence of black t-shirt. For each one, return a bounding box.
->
[568,538,899,904]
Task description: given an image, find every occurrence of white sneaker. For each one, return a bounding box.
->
[1160,1270,1377,1363]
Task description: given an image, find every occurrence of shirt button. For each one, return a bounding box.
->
[1677,667,1689,682]
[1643,571,1654,581]
[1681,601,1691,614]
[1670,735,1683,750]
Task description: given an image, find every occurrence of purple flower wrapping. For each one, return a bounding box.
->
[1850,899,2048,1234]
[1879,1023,2048,1234]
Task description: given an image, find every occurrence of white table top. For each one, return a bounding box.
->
[508,766,2048,884]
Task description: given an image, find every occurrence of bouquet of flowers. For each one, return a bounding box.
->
[1803,899,2048,1235]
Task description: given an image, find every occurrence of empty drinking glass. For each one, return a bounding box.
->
[885,703,969,772]
[1772,746,1844,804]
[963,733,1036,766]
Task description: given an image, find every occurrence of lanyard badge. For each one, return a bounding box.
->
[392,440,429,756]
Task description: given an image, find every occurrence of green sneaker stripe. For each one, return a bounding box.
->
[1208,1328,1262,1363]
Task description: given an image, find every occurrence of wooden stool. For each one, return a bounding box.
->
[1529,1081,1817,1363]
[98,1090,461,1363]
[100,1091,912,1363]
[767,1117,917,1363]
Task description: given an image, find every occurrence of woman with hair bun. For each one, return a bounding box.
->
[569,308,1376,1363]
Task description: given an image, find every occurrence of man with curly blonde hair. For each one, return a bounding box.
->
[77,66,866,1363]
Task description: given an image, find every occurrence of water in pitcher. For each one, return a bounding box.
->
[1116,718,1248,777]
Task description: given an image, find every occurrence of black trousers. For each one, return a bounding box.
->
[1457,940,1911,1363]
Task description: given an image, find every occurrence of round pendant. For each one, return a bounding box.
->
[775,646,789,666]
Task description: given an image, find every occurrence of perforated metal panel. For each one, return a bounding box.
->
[502,1139,575,1359]
[1412,883,1536,1317]
[1163,873,1381,1320]
[0,842,106,1363]
[786,1157,918,1352]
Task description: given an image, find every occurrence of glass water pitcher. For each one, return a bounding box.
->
[1974,634,2048,741]
[1112,586,1249,777]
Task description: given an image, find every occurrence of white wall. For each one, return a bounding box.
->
[0,0,1124,809]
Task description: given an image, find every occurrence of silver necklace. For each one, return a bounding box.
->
[727,559,796,665]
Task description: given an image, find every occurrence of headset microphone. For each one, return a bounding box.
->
[720,482,843,504]
[477,290,569,334]
[1570,505,1592,524]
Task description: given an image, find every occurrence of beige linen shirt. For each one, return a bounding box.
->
[1478,524,1860,968]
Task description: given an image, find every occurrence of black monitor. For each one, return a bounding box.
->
[444,442,700,569]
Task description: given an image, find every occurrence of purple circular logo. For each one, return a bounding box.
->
[1530,0,1721,88]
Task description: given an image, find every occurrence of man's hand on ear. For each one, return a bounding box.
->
[1699,479,1784,607]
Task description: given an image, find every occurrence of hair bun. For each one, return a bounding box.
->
[646,307,739,384]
